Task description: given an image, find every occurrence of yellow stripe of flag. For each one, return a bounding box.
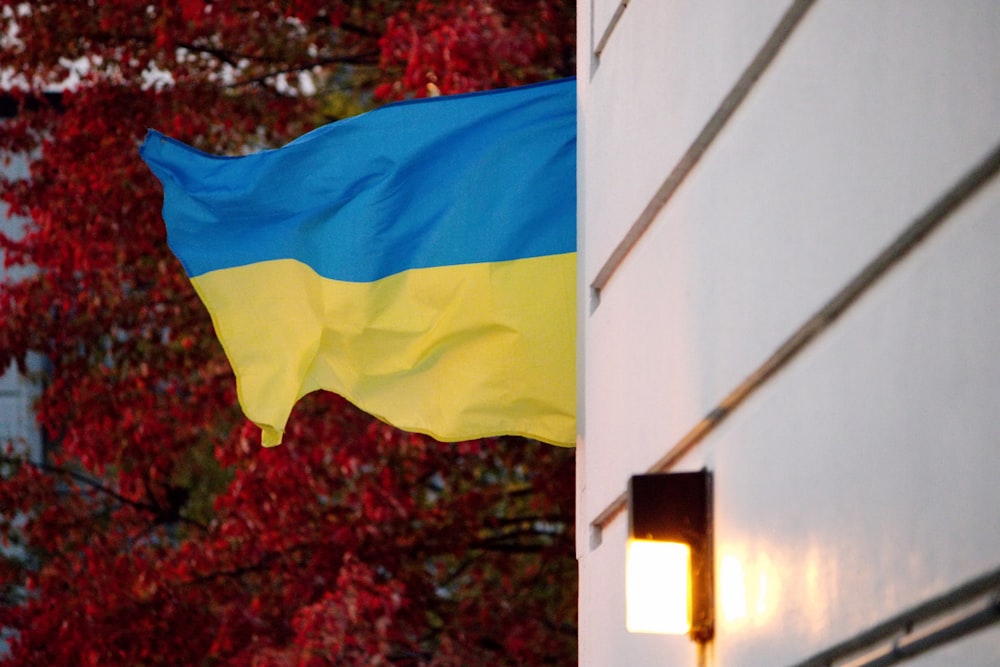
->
[192,254,575,446]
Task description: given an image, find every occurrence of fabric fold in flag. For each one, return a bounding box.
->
[140,78,577,447]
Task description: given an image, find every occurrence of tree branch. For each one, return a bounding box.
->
[0,455,206,530]
[225,50,381,90]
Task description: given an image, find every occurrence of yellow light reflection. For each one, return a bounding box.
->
[718,549,777,629]
[625,539,691,634]
[721,554,747,622]
[757,568,769,616]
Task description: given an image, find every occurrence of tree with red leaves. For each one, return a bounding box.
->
[0,2,576,665]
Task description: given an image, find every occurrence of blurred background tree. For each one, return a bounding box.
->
[0,1,576,664]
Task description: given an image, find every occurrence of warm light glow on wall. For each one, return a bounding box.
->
[721,555,747,622]
[625,539,691,634]
[717,550,777,628]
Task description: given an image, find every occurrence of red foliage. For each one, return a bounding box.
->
[376,0,574,100]
[0,2,576,665]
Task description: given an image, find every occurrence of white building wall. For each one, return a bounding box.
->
[578,2,1000,665]
[0,120,43,463]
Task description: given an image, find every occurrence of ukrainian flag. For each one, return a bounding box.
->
[141,78,576,447]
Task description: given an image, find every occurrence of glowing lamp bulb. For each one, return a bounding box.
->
[625,539,692,634]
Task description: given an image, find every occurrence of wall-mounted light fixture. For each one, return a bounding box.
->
[626,470,714,643]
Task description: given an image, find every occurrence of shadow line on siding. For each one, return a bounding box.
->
[590,0,818,297]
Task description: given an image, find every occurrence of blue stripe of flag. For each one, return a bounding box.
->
[141,78,576,282]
